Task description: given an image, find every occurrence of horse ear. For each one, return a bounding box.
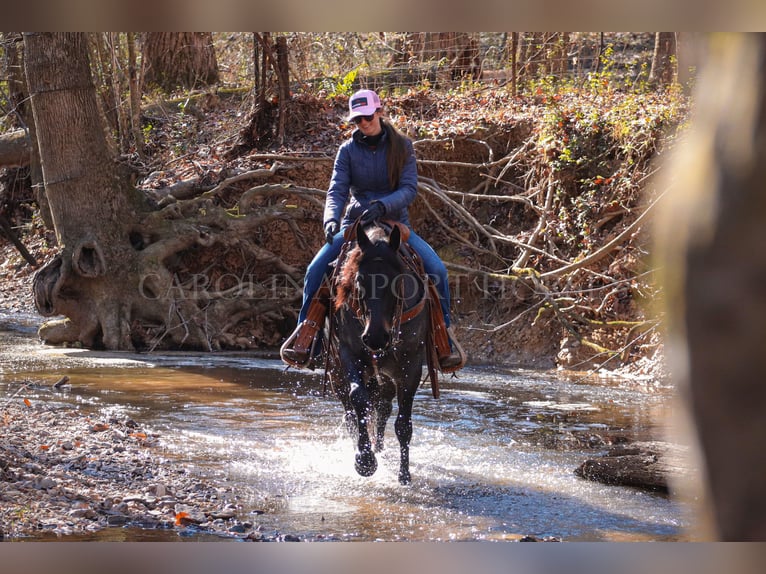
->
[357,225,371,250]
[389,224,401,252]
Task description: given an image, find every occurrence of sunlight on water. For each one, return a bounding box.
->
[0,317,687,541]
[151,383,684,541]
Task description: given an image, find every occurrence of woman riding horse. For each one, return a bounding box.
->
[280,88,465,371]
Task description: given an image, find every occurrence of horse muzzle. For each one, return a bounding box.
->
[361,330,392,354]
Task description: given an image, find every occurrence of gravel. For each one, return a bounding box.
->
[0,393,268,541]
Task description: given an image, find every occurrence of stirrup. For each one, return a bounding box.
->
[280,321,320,369]
[439,326,466,373]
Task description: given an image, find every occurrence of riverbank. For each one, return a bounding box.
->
[0,387,278,541]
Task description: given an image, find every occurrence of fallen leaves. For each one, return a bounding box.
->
[174,511,190,526]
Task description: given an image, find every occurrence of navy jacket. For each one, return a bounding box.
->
[323,128,418,228]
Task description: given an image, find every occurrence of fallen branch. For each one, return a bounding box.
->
[0,129,29,168]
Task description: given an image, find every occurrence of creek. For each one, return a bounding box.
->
[0,312,687,541]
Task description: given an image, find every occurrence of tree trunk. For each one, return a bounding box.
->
[2,32,51,228]
[649,32,677,88]
[511,32,518,96]
[657,33,766,540]
[23,33,304,353]
[142,32,219,93]
[126,33,146,159]
[275,35,289,145]
[23,32,149,350]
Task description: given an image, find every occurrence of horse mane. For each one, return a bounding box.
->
[334,244,362,311]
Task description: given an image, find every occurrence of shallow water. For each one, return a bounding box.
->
[0,312,688,541]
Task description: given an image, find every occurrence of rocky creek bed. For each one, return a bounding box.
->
[0,390,279,541]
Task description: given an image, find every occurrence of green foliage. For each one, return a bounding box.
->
[586,43,616,94]
[142,122,153,140]
[530,68,689,254]
[331,67,361,97]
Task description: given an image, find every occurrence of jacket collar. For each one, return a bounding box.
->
[353,127,387,148]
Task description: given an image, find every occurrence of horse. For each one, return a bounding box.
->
[325,221,432,485]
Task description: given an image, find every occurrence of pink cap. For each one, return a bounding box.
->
[347,89,381,120]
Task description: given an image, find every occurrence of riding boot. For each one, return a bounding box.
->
[280,288,329,369]
[439,326,467,372]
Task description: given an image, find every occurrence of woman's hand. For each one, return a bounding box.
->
[324,220,339,244]
[360,201,385,224]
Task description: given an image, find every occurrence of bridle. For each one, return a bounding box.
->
[322,218,436,397]
[352,267,426,354]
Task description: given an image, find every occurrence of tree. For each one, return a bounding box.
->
[141,32,219,93]
[1,32,50,227]
[657,33,766,540]
[24,33,305,351]
[649,32,677,88]
[389,33,481,82]
[226,33,292,155]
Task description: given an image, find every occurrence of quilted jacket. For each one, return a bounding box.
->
[323,128,418,228]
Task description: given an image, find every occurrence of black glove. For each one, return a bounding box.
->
[324,220,339,244]
[360,201,386,225]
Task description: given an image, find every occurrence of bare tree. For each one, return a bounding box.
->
[1,32,50,227]
[649,32,677,88]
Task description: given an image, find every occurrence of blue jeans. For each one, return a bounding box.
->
[298,227,452,326]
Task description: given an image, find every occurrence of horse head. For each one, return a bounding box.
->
[354,224,403,353]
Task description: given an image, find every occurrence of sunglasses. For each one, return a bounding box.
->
[352,114,375,124]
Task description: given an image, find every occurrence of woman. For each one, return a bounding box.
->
[281,89,464,371]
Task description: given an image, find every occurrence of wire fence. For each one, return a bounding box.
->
[214,32,657,96]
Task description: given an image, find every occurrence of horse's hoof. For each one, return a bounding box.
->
[355,450,377,477]
[398,469,411,485]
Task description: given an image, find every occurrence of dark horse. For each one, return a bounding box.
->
[325,221,431,485]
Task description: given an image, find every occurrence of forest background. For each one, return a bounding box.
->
[0,32,692,379]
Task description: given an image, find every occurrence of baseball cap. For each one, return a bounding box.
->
[347,89,381,120]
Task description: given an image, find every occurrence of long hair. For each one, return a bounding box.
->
[381,118,410,191]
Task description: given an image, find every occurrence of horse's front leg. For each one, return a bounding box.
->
[374,398,392,452]
[394,380,416,485]
[349,379,377,477]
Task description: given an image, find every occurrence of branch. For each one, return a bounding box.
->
[514,175,555,268]
[540,190,667,280]
[0,128,29,168]
[238,183,325,212]
[418,177,498,251]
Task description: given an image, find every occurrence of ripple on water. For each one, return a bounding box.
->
[0,322,685,541]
